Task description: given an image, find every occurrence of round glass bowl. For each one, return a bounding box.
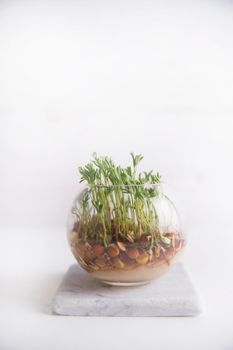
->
[67,184,186,286]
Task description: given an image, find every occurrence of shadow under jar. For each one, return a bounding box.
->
[67,184,186,286]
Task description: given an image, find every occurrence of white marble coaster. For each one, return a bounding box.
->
[52,262,202,316]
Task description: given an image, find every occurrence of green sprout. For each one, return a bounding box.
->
[74,153,162,246]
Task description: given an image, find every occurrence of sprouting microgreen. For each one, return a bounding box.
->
[75,153,162,245]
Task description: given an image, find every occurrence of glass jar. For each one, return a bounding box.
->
[67,184,186,286]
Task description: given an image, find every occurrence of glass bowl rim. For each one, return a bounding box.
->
[86,183,163,189]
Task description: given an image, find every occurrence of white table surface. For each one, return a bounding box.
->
[1,227,233,350]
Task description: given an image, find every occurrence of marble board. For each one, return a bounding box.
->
[52,262,202,316]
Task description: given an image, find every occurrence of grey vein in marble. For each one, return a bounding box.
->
[52,262,202,316]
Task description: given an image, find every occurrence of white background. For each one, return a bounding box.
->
[1,0,233,349]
